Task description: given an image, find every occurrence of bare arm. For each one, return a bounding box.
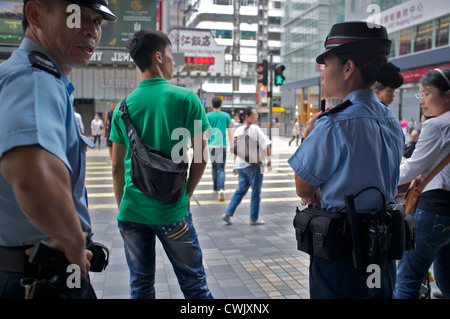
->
[112,142,127,208]
[186,131,208,198]
[0,145,90,274]
[294,173,318,202]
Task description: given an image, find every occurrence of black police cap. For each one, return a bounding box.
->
[24,0,117,21]
[316,21,391,64]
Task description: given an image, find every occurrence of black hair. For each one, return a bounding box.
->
[243,107,255,118]
[420,67,450,92]
[127,29,172,73]
[335,52,403,88]
[212,97,222,108]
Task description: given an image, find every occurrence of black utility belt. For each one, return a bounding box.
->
[293,188,416,270]
[0,241,109,274]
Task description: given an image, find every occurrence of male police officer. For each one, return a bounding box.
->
[0,0,116,299]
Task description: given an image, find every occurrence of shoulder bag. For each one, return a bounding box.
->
[403,153,450,216]
[118,98,188,204]
[233,124,262,167]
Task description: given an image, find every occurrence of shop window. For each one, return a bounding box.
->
[436,15,450,48]
[414,21,433,52]
[213,30,232,39]
[399,28,411,56]
[241,31,256,40]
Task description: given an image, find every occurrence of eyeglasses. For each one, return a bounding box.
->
[415,92,430,100]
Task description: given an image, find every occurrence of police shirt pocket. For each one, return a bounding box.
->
[159,218,189,241]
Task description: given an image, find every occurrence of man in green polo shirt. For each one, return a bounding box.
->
[206,97,232,201]
[109,30,212,299]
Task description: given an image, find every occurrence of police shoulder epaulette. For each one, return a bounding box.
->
[28,51,61,79]
[318,100,352,119]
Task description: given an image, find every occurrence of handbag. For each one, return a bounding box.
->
[403,153,450,216]
[233,125,262,167]
[119,98,188,204]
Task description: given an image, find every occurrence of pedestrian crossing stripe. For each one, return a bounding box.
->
[88,196,302,209]
[86,178,294,186]
[86,186,296,198]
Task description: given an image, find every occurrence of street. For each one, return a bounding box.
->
[85,135,311,299]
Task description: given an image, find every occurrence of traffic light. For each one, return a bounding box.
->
[274,64,285,86]
[257,60,268,86]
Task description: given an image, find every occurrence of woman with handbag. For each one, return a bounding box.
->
[288,21,405,298]
[394,68,450,299]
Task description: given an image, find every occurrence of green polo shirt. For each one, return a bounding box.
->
[206,110,231,146]
[109,78,210,225]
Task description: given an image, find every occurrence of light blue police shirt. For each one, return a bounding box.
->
[0,38,94,246]
[288,89,404,213]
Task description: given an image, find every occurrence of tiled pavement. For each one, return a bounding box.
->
[85,136,312,299]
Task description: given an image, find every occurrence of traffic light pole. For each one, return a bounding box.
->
[268,54,273,140]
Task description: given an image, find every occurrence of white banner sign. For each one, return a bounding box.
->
[367,0,450,33]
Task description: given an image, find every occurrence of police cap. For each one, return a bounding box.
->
[316,21,391,64]
[24,0,117,22]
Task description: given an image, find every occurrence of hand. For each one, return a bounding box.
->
[26,234,93,275]
[233,169,237,176]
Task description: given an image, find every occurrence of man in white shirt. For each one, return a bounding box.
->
[222,107,271,225]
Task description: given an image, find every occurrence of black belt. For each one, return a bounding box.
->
[0,247,30,273]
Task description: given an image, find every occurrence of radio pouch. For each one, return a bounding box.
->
[293,205,346,260]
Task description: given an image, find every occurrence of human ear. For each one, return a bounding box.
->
[25,1,43,29]
[343,59,356,81]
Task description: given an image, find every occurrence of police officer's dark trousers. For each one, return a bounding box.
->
[309,249,396,299]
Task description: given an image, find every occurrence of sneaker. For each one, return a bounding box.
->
[222,214,232,225]
[218,189,225,201]
[249,220,265,225]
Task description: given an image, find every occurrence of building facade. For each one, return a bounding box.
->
[0,0,158,136]
[348,0,450,124]
[180,0,283,128]
[280,0,345,132]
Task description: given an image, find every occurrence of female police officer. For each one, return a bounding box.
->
[288,22,404,298]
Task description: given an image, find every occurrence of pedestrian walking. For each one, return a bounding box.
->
[109,29,213,299]
[222,107,272,225]
[288,118,301,146]
[288,21,404,298]
[91,113,103,149]
[74,106,85,135]
[394,68,450,299]
[0,0,116,299]
[206,97,233,201]
[104,101,117,159]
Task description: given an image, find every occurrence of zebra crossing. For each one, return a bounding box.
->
[85,156,300,209]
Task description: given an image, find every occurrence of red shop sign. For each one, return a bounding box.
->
[401,64,450,83]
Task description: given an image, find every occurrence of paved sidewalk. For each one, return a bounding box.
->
[86,136,312,299]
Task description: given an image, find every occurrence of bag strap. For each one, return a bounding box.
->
[415,153,450,193]
[118,97,140,150]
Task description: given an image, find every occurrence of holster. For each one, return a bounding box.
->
[89,242,110,272]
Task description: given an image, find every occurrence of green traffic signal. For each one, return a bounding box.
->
[275,75,285,85]
[274,64,285,86]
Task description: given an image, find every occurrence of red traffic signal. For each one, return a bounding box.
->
[257,60,268,86]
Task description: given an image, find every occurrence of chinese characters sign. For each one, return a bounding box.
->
[169,28,225,75]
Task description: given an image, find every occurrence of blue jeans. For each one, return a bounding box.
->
[225,165,263,221]
[118,210,213,299]
[210,147,226,191]
[394,209,450,299]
